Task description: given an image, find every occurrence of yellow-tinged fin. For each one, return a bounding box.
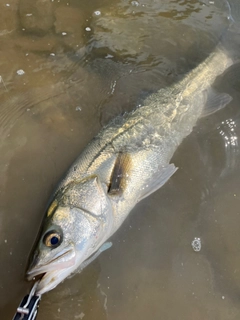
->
[108,152,132,196]
[47,199,58,217]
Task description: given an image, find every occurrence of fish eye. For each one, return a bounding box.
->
[43,231,62,248]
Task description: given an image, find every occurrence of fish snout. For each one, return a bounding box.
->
[27,249,40,277]
[26,247,76,281]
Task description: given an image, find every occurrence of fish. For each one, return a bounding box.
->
[27,1,239,295]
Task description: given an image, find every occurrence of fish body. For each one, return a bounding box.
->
[27,17,237,294]
[57,47,232,231]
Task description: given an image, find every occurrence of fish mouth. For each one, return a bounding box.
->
[27,248,76,294]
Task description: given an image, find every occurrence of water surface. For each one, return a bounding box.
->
[0,0,240,319]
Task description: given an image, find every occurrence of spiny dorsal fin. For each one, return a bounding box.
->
[108,152,132,196]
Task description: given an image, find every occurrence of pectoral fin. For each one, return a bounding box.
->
[68,242,112,278]
[108,152,132,196]
[201,88,232,117]
[138,163,178,202]
[78,242,112,270]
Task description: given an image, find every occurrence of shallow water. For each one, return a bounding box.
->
[0,0,240,319]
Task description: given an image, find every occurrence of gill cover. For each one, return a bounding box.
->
[59,175,113,219]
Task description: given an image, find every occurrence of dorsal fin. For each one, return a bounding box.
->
[108,152,132,196]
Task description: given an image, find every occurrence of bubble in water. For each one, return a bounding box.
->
[131,1,140,6]
[191,237,201,252]
[16,69,25,76]
[94,10,101,16]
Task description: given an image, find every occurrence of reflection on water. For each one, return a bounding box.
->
[0,0,240,319]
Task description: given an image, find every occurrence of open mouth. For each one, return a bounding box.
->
[27,248,76,293]
[35,269,73,295]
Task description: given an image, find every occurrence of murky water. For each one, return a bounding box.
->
[0,0,240,319]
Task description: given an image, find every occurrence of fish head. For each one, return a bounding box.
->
[27,176,113,294]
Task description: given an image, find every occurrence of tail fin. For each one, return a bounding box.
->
[220,0,240,61]
[227,0,240,29]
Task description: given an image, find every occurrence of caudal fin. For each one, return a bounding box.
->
[220,0,240,61]
[228,0,240,29]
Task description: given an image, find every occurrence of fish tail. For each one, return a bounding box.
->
[227,0,240,30]
[219,0,240,62]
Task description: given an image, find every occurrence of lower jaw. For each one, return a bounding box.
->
[35,266,75,295]
[35,272,60,294]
